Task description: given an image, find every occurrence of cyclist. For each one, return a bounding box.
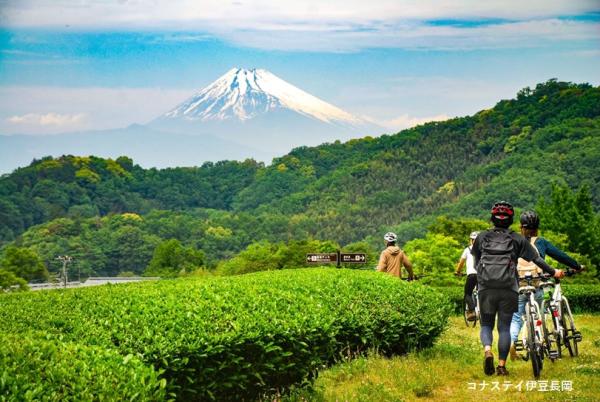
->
[471,201,564,376]
[377,232,415,280]
[509,210,583,360]
[455,231,480,321]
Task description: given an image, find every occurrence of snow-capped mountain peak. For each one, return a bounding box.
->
[162,67,365,126]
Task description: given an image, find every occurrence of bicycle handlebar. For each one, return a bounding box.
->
[401,275,428,281]
[528,267,582,286]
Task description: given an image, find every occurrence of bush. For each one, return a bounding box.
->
[0,269,451,401]
[434,284,600,314]
[0,269,28,291]
[0,334,165,401]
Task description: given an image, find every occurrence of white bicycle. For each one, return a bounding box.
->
[540,268,582,358]
[515,272,546,378]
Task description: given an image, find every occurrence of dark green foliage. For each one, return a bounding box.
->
[0,156,262,245]
[0,334,166,401]
[403,233,462,286]
[0,269,27,291]
[435,284,600,314]
[145,239,205,277]
[0,246,48,282]
[0,269,451,401]
[427,216,489,244]
[537,184,600,271]
[216,239,340,275]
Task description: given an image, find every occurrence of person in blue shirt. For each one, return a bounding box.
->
[509,210,583,360]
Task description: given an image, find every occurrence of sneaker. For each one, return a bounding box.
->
[509,343,518,361]
[496,365,509,376]
[484,351,495,376]
[466,310,477,322]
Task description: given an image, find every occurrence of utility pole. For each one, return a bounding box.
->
[56,256,72,288]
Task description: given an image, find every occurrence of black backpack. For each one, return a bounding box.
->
[477,229,517,289]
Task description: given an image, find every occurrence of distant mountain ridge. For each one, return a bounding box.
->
[150,67,381,152]
[0,80,598,249]
[160,68,365,126]
[0,67,382,174]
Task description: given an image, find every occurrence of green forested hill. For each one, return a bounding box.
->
[231,80,600,243]
[1,79,599,278]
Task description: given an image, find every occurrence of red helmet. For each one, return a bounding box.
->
[491,201,514,227]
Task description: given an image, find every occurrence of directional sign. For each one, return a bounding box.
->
[340,253,367,263]
[306,253,338,263]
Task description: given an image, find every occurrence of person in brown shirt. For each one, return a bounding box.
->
[377,232,414,280]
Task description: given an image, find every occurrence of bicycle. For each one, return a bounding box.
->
[464,286,480,327]
[514,272,545,378]
[540,268,583,358]
[454,273,479,327]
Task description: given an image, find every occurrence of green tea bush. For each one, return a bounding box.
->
[0,269,451,401]
[435,284,600,314]
[0,334,165,401]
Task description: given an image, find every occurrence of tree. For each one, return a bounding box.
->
[537,184,600,273]
[144,239,205,277]
[403,233,462,286]
[0,269,28,291]
[0,246,48,282]
[428,216,489,244]
[216,241,282,276]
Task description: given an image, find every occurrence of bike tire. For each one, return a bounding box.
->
[526,304,542,378]
[463,300,476,328]
[541,300,558,362]
[463,303,470,327]
[561,300,579,357]
[553,307,563,359]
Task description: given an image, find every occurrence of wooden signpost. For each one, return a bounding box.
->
[306,251,366,268]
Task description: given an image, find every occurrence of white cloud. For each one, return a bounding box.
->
[0,86,192,134]
[215,19,600,52]
[1,1,598,51]
[7,112,87,126]
[2,1,598,27]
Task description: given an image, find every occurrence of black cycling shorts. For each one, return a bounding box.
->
[478,288,518,315]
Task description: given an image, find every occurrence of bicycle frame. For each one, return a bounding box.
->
[541,275,581,358]
[518,278,545,378]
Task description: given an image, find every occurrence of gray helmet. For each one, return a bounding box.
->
[384,232,398,242]
[469,231,479,240]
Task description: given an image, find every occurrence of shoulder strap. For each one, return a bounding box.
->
[529,236,540,257]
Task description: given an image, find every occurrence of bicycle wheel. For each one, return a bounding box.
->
[551,303,564,359]
[463,299,476,328]
[541,300,558,361]
[560,300,579,357]
[525,304,542,378]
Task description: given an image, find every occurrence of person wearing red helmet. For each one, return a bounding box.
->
[471,201,564,376]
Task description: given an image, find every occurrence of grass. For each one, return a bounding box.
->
[280,314,600,402]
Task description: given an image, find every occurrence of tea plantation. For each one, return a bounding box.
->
[0,269,451,401]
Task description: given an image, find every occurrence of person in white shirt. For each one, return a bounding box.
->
[455,231,479,321]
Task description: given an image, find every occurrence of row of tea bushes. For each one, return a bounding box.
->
[0,334,166,401]
[0,269,452,401]
[437,284,600,314]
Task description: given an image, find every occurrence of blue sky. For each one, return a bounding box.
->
[0,0,599,134]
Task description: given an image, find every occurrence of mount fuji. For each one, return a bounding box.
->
[150,68,381,152]
[0,68,383,173]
